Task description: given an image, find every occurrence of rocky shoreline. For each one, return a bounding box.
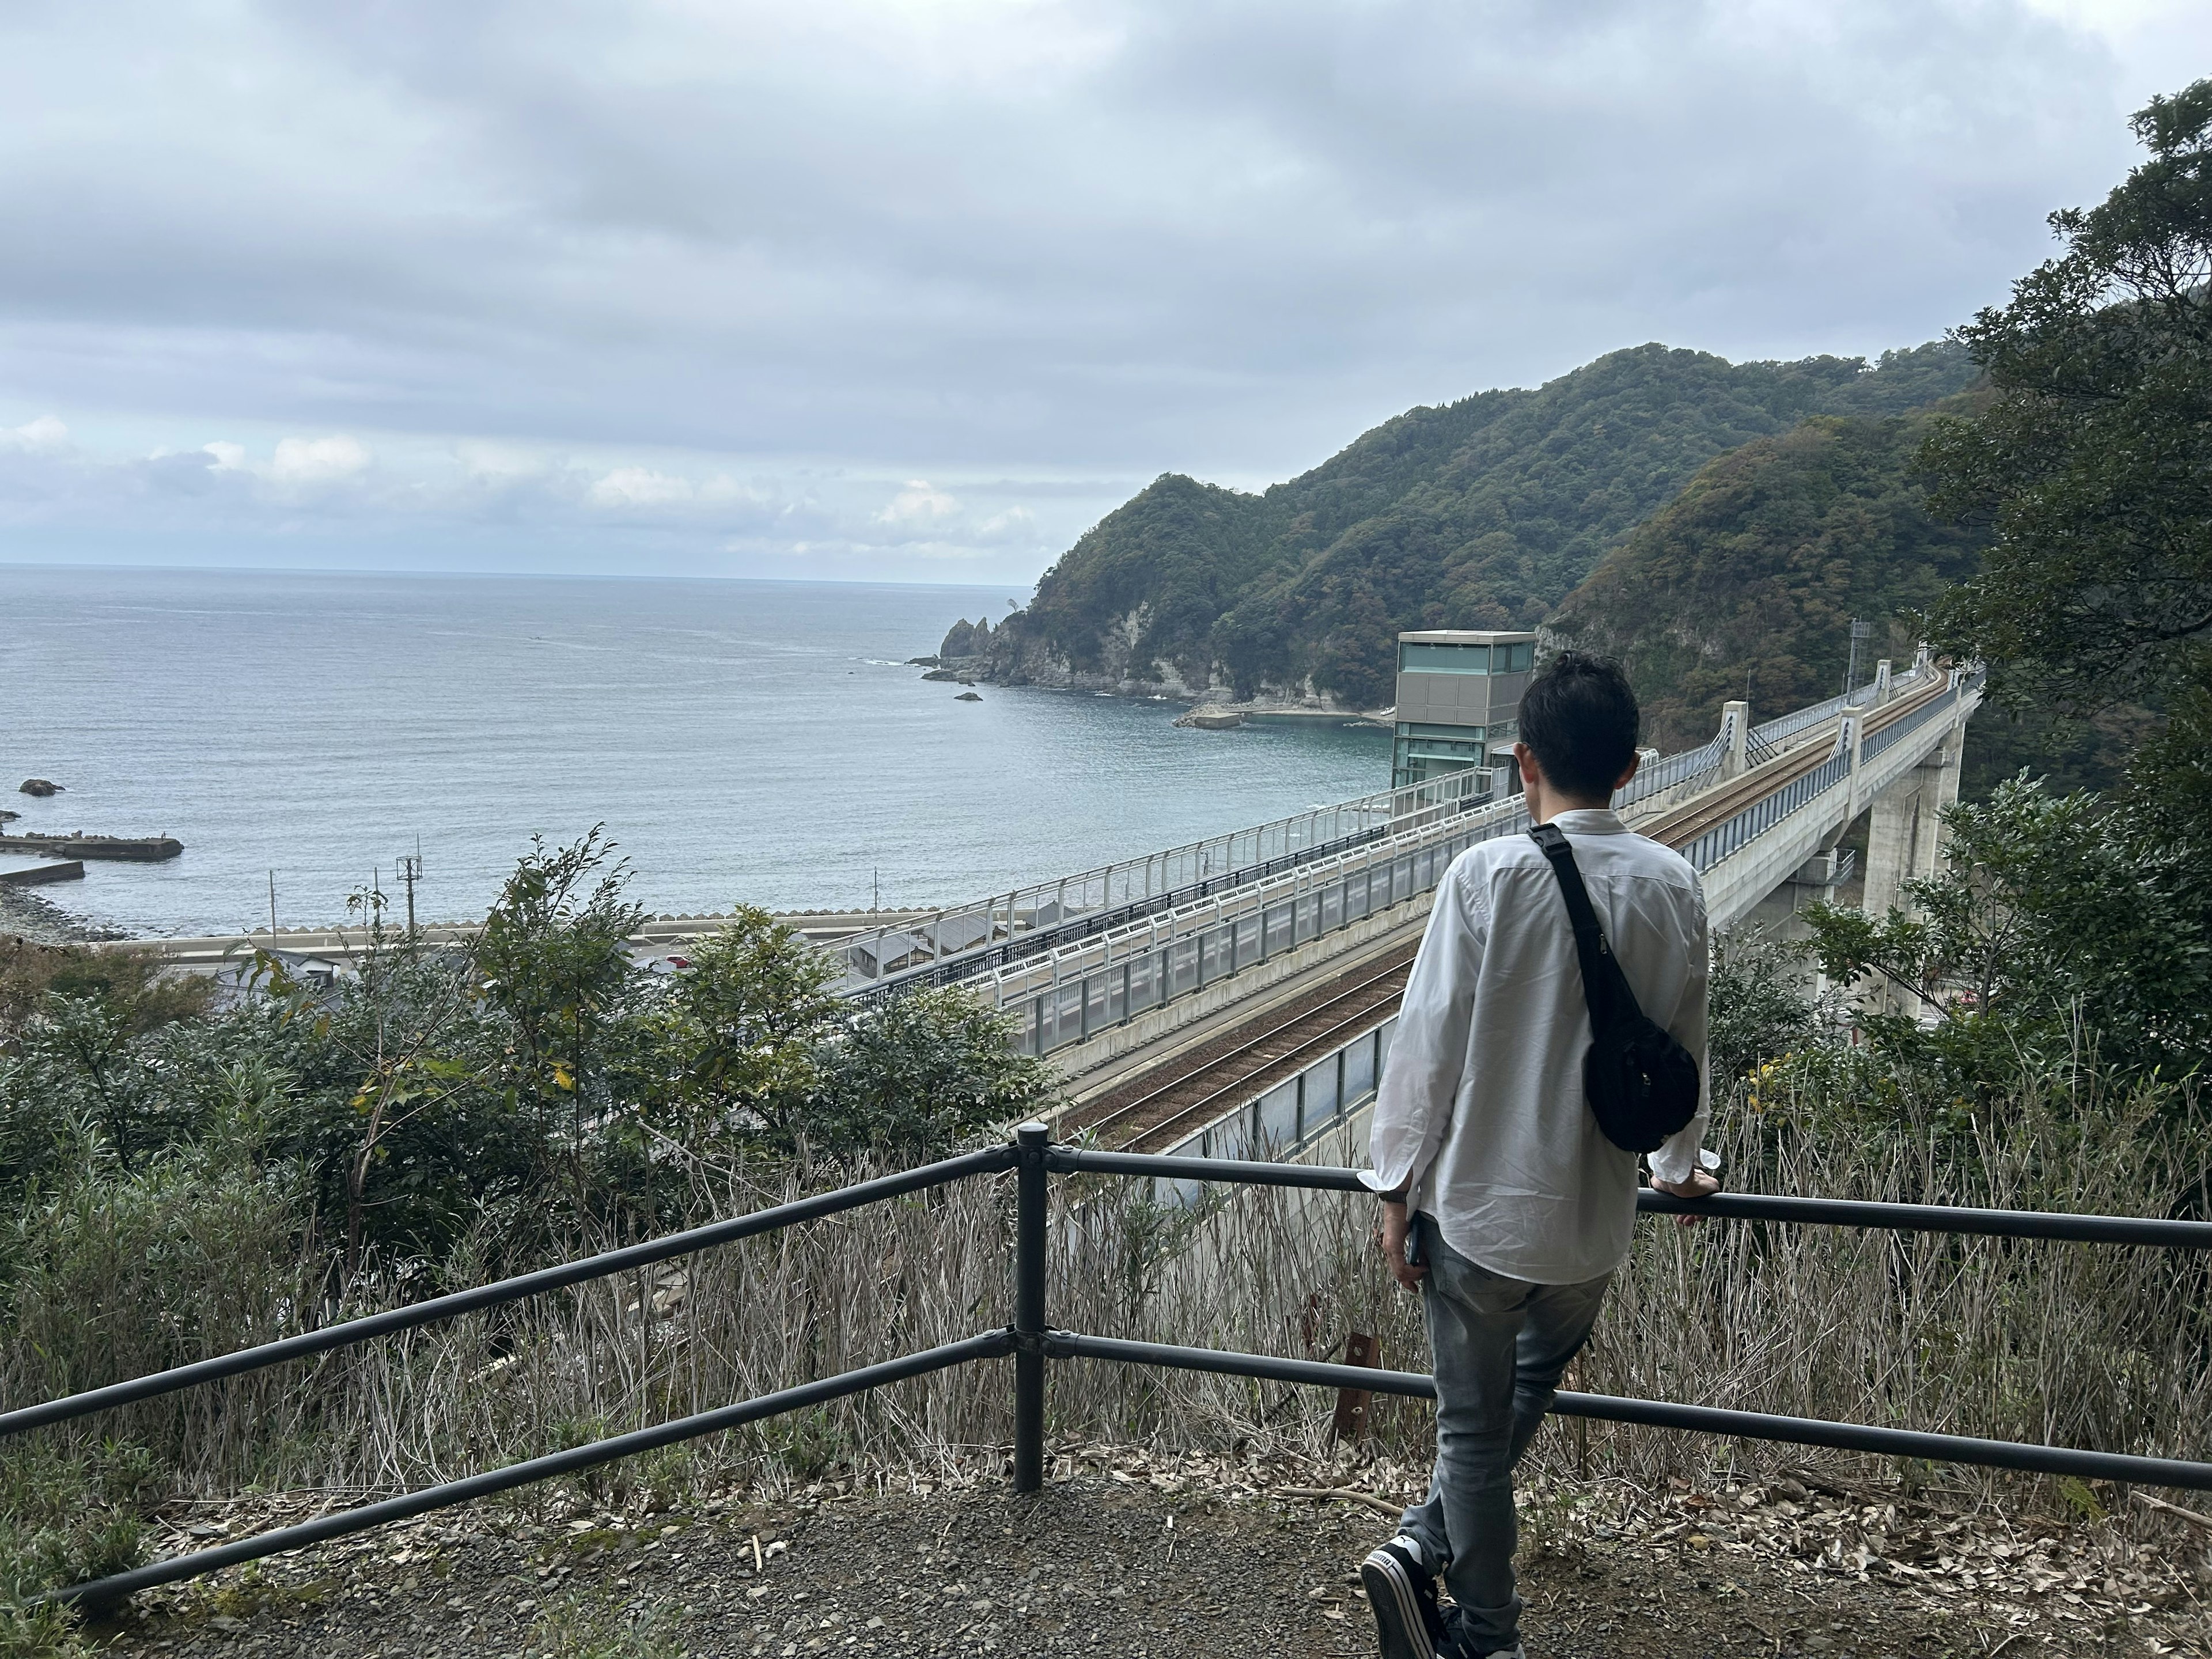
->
[918,620,1389,728]
[0,881,129,944]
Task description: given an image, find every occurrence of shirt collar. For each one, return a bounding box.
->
[1544,808,1630,835]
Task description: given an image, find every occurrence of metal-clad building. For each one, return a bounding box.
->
[1391,629,1536,788]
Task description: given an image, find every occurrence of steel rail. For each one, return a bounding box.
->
[1120,993,1400,1154]
[1046,1333,2212,1492]
[1072,953,1414,1149]
[47,1333,1014,1609]
[0,1145,1018,1440]
[1644,679,1949,851]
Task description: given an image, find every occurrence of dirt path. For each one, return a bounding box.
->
[92,1457,2209,1659]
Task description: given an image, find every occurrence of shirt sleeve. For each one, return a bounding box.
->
[1647,876,1711,1187]
[1365,854,1485,1206]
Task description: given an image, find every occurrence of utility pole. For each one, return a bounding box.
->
[1845,619,1872,697]
[396,843,422,942]
[268,871,278,940]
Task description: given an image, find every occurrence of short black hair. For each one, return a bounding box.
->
[1518,652,1641,799]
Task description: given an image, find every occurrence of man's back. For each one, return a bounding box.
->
[1367,806,1709,1284]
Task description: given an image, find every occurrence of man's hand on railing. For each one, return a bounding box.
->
[1651,1168,1722,1226]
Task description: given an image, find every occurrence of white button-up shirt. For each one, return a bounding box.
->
[1366,808,1710,1285]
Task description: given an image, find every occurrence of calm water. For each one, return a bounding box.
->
[0,566,1388,936]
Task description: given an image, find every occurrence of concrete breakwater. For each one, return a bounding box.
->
[0,831,183,862]
[0,859,85,887]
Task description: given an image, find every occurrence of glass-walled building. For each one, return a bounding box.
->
[1391,630,1536,789]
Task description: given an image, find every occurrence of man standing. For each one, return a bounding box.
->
[1361,652,1719,1659]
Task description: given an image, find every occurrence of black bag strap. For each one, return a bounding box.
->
[1529,823,1634,1031]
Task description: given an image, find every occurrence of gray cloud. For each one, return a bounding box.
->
[0,0,2201,578]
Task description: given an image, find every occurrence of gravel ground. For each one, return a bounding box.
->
[89,1455,2210,1659]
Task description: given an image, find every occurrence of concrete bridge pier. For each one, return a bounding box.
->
[1719,699,1749,779]
[1862,721,1964,919]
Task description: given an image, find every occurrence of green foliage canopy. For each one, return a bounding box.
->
[1803,779,2212,1083]
[1922,79,2212,713]
[990,342,1976,709]
[1550,407,1984,749]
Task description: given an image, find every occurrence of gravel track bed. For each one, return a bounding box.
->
[1068,943,1417,1150]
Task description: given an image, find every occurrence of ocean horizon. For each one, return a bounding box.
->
[0,563,1389,938]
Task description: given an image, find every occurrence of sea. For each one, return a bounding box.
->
[0,565,1389,938]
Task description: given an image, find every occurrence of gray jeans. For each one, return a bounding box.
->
[1398,1215,1612,1657]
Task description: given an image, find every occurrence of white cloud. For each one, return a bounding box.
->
[268,435,372,484]
[977,505,1036,540]
[2,415,69,452]
[0,0,2202,581]
[877,480,960,524]
[587,467,693,507]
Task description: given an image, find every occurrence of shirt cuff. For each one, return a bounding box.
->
[1647,1138,1706,1186]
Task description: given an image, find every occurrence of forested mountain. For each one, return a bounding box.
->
[1547,403,1988,749]
[976,340,1978,709]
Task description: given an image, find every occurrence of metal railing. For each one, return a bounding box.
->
[1747,665,1941,751]
[1681,737,1855,874]
[1861,679,1953,764]
[841,663,1937,1001]
[984,671,1981,1052]
[1613,729,1727,812]
[1158,1017,1396,1166]
[987,794,1531,1056]
[1682,672,1980,878]
[834,767,1494,994]
[17,1124,2212,1612]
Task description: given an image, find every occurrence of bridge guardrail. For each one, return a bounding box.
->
[1613,729,1727,812]
[849,664,1936,998]
[1749,669,1901,749]
[1684,674,1976,878]
[836,766,1494,991]
[986,673,1978,1053]
[1681,740,1855,874]
[988,796,1532,1056]
[20,1123,2212,1612]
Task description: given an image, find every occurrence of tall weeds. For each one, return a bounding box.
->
[3,1060,2205,1560]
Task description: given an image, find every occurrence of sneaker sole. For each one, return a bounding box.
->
[1359,1547,1437,1659]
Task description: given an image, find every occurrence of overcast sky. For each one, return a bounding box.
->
[1,0,2206,588]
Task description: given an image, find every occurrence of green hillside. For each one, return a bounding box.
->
[1548,404,1988,750]
[981,340,1978,707]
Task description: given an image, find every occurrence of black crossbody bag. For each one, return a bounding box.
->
[1528,824,1701,1154]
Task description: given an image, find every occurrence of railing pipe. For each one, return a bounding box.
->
[0,1145,1020,1441]
[1045,1333,2212,1491]
[1050,1150,2212,1247]
[1637,1188,2212,1247]
[1013,1121,1050,1493]
[47,1333,1013,1610]
[1050,1146,1372,1193]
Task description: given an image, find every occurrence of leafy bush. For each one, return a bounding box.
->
[1805,777,2212,1084]
[1707,929,1820,1085]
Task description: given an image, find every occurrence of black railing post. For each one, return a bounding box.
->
[1013,1120,1050,1493]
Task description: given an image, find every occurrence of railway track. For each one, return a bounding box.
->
[1642,680,1942,850]
[1074,681,1948,1154]
[1065,946,1418,1152]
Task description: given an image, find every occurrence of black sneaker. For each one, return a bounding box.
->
[1360,1536,1445,1659]
[1440,1607,1525,1659]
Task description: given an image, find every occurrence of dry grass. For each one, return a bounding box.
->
[6,1065,2207,1538]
